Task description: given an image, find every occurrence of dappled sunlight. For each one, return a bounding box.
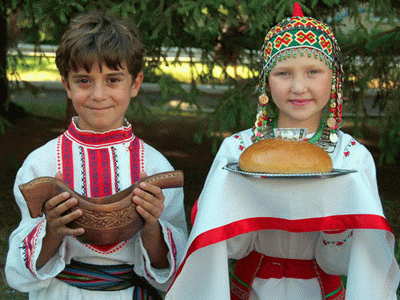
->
[8,55,256,84]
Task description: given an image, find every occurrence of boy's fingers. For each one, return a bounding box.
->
[60,208,83,225]
[55,171,63,180]
[44,192,71,213]
[57,226,85,237]
[136,205,157,224]
[138,182,164,202]
[133,194,164,219]
[139,171,148,180]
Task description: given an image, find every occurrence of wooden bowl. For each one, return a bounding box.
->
[19,171,184,244]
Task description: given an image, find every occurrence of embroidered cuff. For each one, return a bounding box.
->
[322,230,353,246]
[24,220,68,280]
[139,220,177,284]
[23,220,45,275]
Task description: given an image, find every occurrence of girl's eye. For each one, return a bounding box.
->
[309,69,320,75]
[274,71,289,77]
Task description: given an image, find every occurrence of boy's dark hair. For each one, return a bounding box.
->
[56,10,144,81]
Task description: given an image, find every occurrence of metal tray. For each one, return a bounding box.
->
[223,163,357,179]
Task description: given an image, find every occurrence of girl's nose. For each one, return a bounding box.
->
[291,75,307,94]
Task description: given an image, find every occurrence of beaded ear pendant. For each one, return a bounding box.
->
[259,94,269,106]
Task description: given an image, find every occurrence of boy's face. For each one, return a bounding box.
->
[267,53,332,132]
[62,62,143,132]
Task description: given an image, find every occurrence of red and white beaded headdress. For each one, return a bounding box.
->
[253,2,343,149]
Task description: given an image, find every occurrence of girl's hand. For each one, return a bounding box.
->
[132,172,165,232]
[43,172,84,239]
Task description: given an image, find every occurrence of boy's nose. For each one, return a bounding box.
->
[91,82,107,101]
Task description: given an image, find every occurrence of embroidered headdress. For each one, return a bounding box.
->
[254,2,343,150]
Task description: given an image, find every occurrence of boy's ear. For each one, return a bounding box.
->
[61,77,72,98]
[131,72,144,98]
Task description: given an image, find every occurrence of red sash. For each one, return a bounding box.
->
[231,251,345,300]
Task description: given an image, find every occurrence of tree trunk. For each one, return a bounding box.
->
[0,4,9,117]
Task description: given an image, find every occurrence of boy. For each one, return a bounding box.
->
[6,10,187,300]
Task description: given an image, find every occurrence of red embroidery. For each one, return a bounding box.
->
[23,221,45,274]
[59,122,142,253]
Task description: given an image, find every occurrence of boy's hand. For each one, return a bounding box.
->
[43,172,85,239]
[37,172,85,269]
[133,171,165,231]
[133,171,169,268]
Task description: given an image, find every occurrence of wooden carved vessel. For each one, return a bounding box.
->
[19,171,184,244]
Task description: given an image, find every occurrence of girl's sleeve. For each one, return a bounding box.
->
[5,147,67,292]
[226,232,256,260]
[316,136,399,299]
[133,144,188,291]
[315,229,353,275]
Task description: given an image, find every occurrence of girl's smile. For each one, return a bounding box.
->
[289,99,313,106]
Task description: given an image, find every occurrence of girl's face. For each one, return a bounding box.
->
[62,62,143,132]
[268,53,333,133]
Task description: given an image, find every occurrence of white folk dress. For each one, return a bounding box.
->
[165,128,399,300]
[6,119,188,300]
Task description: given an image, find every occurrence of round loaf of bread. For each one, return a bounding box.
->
[239,138,333,174]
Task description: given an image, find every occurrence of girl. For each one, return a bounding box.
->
[165,3,399,300]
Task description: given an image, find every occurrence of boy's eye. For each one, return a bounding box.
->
[75,78,91,85]
[108,77,121,83]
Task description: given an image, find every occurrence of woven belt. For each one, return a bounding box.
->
[56,259,162,299]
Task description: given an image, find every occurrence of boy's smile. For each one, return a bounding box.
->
[268,54,333,133]
[62,62,143,132]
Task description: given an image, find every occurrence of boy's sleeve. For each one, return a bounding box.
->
[5,145,68,292]
[133,144,188,291]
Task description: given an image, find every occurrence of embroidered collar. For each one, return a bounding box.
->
[64,117,134,146]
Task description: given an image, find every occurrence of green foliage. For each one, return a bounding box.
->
[2,0,400,164]
[0,115,12,134]
[379,89,400,165]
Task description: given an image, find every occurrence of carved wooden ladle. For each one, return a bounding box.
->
[19,170,184,245]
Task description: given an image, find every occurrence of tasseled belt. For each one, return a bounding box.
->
[56,259,162,300]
